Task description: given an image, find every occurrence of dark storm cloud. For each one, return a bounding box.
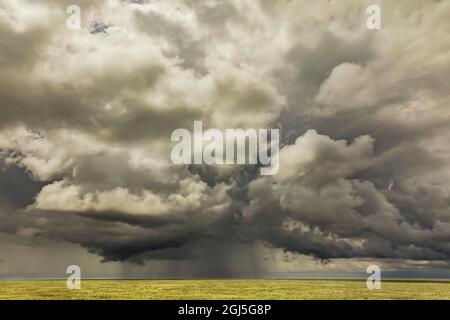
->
[0,0,449,276]
[0,163,46,207]
[242,130,450,261]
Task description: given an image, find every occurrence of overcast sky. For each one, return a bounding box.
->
[0,0,449,279]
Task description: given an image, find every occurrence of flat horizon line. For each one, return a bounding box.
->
[1,277,449,282]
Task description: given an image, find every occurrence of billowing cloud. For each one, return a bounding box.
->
[0,0,449,277]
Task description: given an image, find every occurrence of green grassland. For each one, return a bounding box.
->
[0,279,449,300]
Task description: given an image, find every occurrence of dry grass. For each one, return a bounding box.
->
[0,279,449,300]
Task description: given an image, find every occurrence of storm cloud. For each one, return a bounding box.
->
[0,0,449,277]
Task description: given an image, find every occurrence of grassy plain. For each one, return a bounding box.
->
[0,279,449,300]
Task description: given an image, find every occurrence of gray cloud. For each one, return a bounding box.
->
[0,0,449,277]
